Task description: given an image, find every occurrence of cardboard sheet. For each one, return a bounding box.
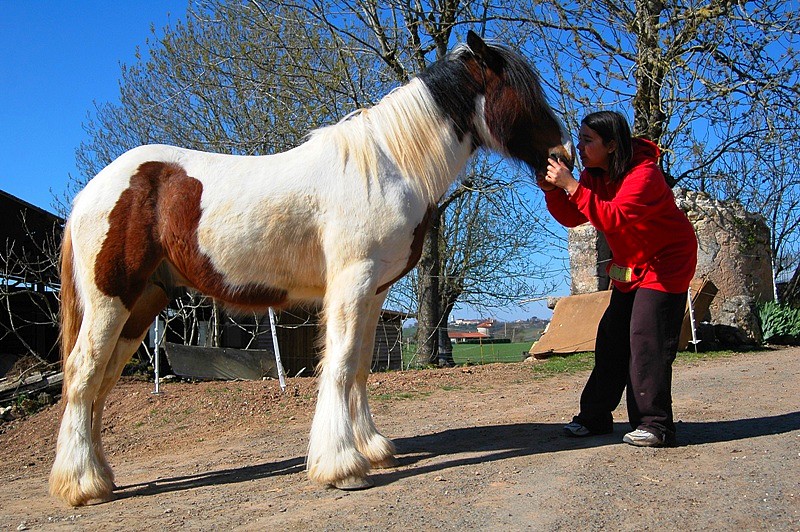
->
[529,290,612,358]
[530,279,718,358]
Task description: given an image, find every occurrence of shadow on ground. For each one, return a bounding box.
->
[372,411,800,484]
[114,457,304,501]
[111,411,799,498]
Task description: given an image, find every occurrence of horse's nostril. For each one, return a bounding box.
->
[549,149,574,170]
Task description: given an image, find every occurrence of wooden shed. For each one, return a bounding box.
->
[0,190,63,369]
[260,308,407,375]
[161,306,408,378]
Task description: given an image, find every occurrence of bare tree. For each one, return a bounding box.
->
[513,0,800,278]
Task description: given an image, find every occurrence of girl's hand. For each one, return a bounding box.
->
[536,171,556,192]
[545,157,578,195]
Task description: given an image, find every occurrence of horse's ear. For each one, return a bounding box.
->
[466,30,486,54]
[466,30,504,72]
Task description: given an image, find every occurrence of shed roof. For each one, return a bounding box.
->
[0,190,64,286]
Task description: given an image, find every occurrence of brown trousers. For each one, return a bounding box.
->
[575,287,687,443]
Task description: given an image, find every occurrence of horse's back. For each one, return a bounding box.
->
[67,138,426,306]
[68,144,328,305]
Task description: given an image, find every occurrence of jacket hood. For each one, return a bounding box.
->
[631,137,660,166]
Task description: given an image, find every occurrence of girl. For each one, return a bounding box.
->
[540,111,697,447]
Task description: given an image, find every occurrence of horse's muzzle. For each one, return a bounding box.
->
[548,145,575,171]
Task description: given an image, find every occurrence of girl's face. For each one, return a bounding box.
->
[577,123,615,171]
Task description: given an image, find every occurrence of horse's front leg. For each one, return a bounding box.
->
[350,290,398,469]
[307,263,376,490]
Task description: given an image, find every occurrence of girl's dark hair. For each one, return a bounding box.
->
[581,111,633,183]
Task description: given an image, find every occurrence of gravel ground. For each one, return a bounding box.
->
[1,347,798,530]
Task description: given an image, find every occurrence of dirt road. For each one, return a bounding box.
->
[2,348,798,530]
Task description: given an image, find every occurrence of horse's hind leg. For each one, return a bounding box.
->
[50,291,130,506]
[307,262,377,490]
[91,284,170,488]
[90,337,139,488]
[350,291,397,469]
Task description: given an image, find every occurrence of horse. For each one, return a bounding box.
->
[49,30,573,506]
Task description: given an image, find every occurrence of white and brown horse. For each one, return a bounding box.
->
[50,31,572,506]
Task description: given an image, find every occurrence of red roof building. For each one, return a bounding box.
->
[448,331,491,343]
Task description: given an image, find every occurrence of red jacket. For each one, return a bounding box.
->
[545,138,697,293]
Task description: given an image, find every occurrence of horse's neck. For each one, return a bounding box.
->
[368,79,474,203]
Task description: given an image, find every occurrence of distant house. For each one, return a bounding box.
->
[448,331,491,344]
[477,320,495,336]
[452,318,483,326]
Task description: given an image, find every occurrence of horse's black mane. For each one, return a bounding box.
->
[478,41,550,115]
[417,49,483,143]
[418,39,551,144]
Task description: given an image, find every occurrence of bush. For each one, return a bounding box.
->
[1,392,55,423]
[758,301,800,344]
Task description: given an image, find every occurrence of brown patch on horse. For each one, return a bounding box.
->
[95,162,288,312]
[119,284,170,340]
[376,205,436,294]
[94,162,168,309]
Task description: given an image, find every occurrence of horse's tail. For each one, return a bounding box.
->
[59,222,82,380]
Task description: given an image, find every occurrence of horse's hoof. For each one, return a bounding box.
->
[61,490,115,507]
[333,475,374,490]
[371,456,399,469]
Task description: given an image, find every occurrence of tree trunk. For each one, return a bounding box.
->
[437,300,456,367]
[416,215,441,366]
[632,0,666,145]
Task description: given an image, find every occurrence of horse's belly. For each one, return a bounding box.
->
[196,215,325,294]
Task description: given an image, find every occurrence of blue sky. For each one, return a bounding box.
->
[0,1,187,212]
[0,2,556,320]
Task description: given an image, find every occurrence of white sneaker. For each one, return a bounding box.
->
[623,429,665,447]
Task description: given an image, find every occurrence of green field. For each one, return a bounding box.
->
[401,342,743,377]
[451,342,534,364]
[402,341,534,367]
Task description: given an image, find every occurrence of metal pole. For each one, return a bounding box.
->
[268,307,286,392]
[152,316,161,395]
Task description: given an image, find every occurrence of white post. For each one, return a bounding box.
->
[770,253,779,302]
[152,316,161,395]
[268,307,286,391]
[687,287,700,353]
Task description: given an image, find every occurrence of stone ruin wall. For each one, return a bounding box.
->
[567,189,774,342]
[567,224,611,294]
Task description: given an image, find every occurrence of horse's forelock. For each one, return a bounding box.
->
[473,42,568,169]
[488,43,553,119]
[451,40,545,108]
